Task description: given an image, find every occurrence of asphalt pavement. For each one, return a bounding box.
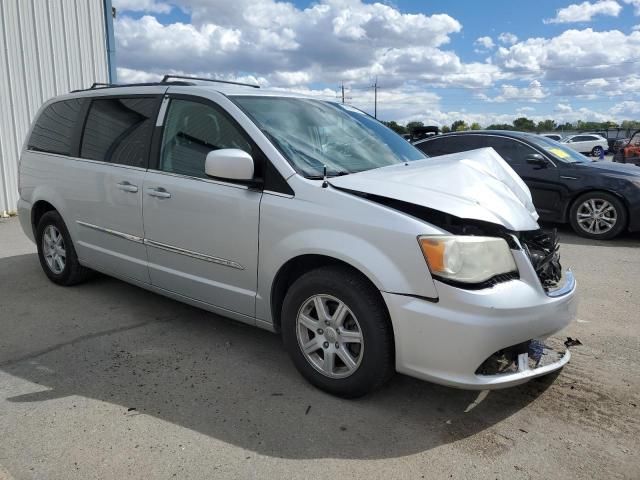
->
[0,216,638,479]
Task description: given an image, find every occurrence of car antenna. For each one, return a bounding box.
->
[322,165,329,188]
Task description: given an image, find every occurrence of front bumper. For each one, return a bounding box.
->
[383,249,577,390]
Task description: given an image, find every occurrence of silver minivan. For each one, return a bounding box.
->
[17,77,577,397]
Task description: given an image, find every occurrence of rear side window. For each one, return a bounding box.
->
[28,99,84,155]
[416,135,485,156]
[80,97,157,167]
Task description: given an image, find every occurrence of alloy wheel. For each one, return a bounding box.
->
[296,294,364,379]
[576,198,617,235]
[42,225,66,274]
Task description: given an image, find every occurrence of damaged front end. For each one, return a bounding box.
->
[475,338,569,376]
[519,229,562,290]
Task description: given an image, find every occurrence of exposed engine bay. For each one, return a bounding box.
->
[519,229,563,290]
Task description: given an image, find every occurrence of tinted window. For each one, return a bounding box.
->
[485,137,537,165]
[416,135,485,157]
[80,97,157,167]
[28,99,84,155]
[572,136,592,142]
[160,99,252,179]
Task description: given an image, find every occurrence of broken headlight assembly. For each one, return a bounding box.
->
[418,235,518,287]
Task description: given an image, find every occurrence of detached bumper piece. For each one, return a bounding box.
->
[475,338,570,381]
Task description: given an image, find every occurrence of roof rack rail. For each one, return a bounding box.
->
[161,74,260,89]
[71,81,195,93]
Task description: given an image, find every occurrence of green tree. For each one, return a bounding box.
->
[470,122,482,130]
[621,120,640,130]
[536,119,556,132]
[382,120,407,135]
[406,121,425,132]
[441,125,451,133]
[556,122,574,132]
[486,123,515,130]
[513,117,536,131]
[451,120,468,131]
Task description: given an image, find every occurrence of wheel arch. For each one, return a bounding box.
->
[31,200,59,236]
[270,254,392,335]
[564,188,630,228]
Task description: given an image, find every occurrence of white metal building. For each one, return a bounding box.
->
[0,0,116,215]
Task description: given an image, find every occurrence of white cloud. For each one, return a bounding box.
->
[498,32,518,45]
[477,80,548,103]
[544,0,622,24]
[114,1,502,89]
[112,0,172,14]
[474,36,495,51]
[494,28,640,82]
[623,0,640,15]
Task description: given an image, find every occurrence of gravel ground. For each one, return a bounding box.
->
[0,216,638,480]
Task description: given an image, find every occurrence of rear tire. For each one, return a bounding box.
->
[569,192,627,240]
[36,211,92,285]
[281,265,394,398]
[591,146,604,157]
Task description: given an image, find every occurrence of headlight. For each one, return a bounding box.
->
[418,235,517,284]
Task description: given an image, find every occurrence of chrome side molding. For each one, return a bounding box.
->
[76,221,144,244]
[144,239,245,270]
[76,220,244,270]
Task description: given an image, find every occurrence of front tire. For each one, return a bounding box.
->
[281,266,394,398]
[569,192,627,240]
[36,211,92,285]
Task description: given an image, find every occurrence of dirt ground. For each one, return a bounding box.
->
[0,216,638,479]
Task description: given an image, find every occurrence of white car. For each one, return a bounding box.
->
[17,77,577,397]
[541,133,562,142]
[561,134,608,157]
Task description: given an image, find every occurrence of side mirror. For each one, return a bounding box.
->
[205,149,254,181]
[526,153,548,168]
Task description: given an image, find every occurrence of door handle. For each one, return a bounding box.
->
[117,181,138,193]
[146,187,171,199]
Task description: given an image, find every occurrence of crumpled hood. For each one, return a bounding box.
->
[329,147,540,231]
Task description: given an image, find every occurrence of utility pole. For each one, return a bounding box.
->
[337,81,351,104]
[372,77,378,119]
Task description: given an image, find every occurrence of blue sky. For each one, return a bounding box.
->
[112,0,640,127]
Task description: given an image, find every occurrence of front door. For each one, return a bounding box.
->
[488,136,564,221]
[142,96,262,318]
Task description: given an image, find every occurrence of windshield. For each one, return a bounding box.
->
[527,135,591,163]
[232,96,425,177]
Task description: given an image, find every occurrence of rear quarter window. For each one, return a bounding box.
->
[28,99,85,155]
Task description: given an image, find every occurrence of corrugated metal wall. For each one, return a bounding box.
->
[0,0,110,215]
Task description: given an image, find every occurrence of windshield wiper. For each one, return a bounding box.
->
[306,170,351,179]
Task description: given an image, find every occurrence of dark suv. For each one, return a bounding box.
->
[415,131,640,240]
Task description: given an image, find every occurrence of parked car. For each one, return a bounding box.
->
[541,133,562,141]
[613,130,640,166]
[415,131,640,240]
[561,134,608,157]
[18,78,577,397]
[611,137,630,154]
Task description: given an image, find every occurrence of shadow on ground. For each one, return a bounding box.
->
[1,253,556,460]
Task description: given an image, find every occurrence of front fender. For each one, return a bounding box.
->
[255,187,441,323]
